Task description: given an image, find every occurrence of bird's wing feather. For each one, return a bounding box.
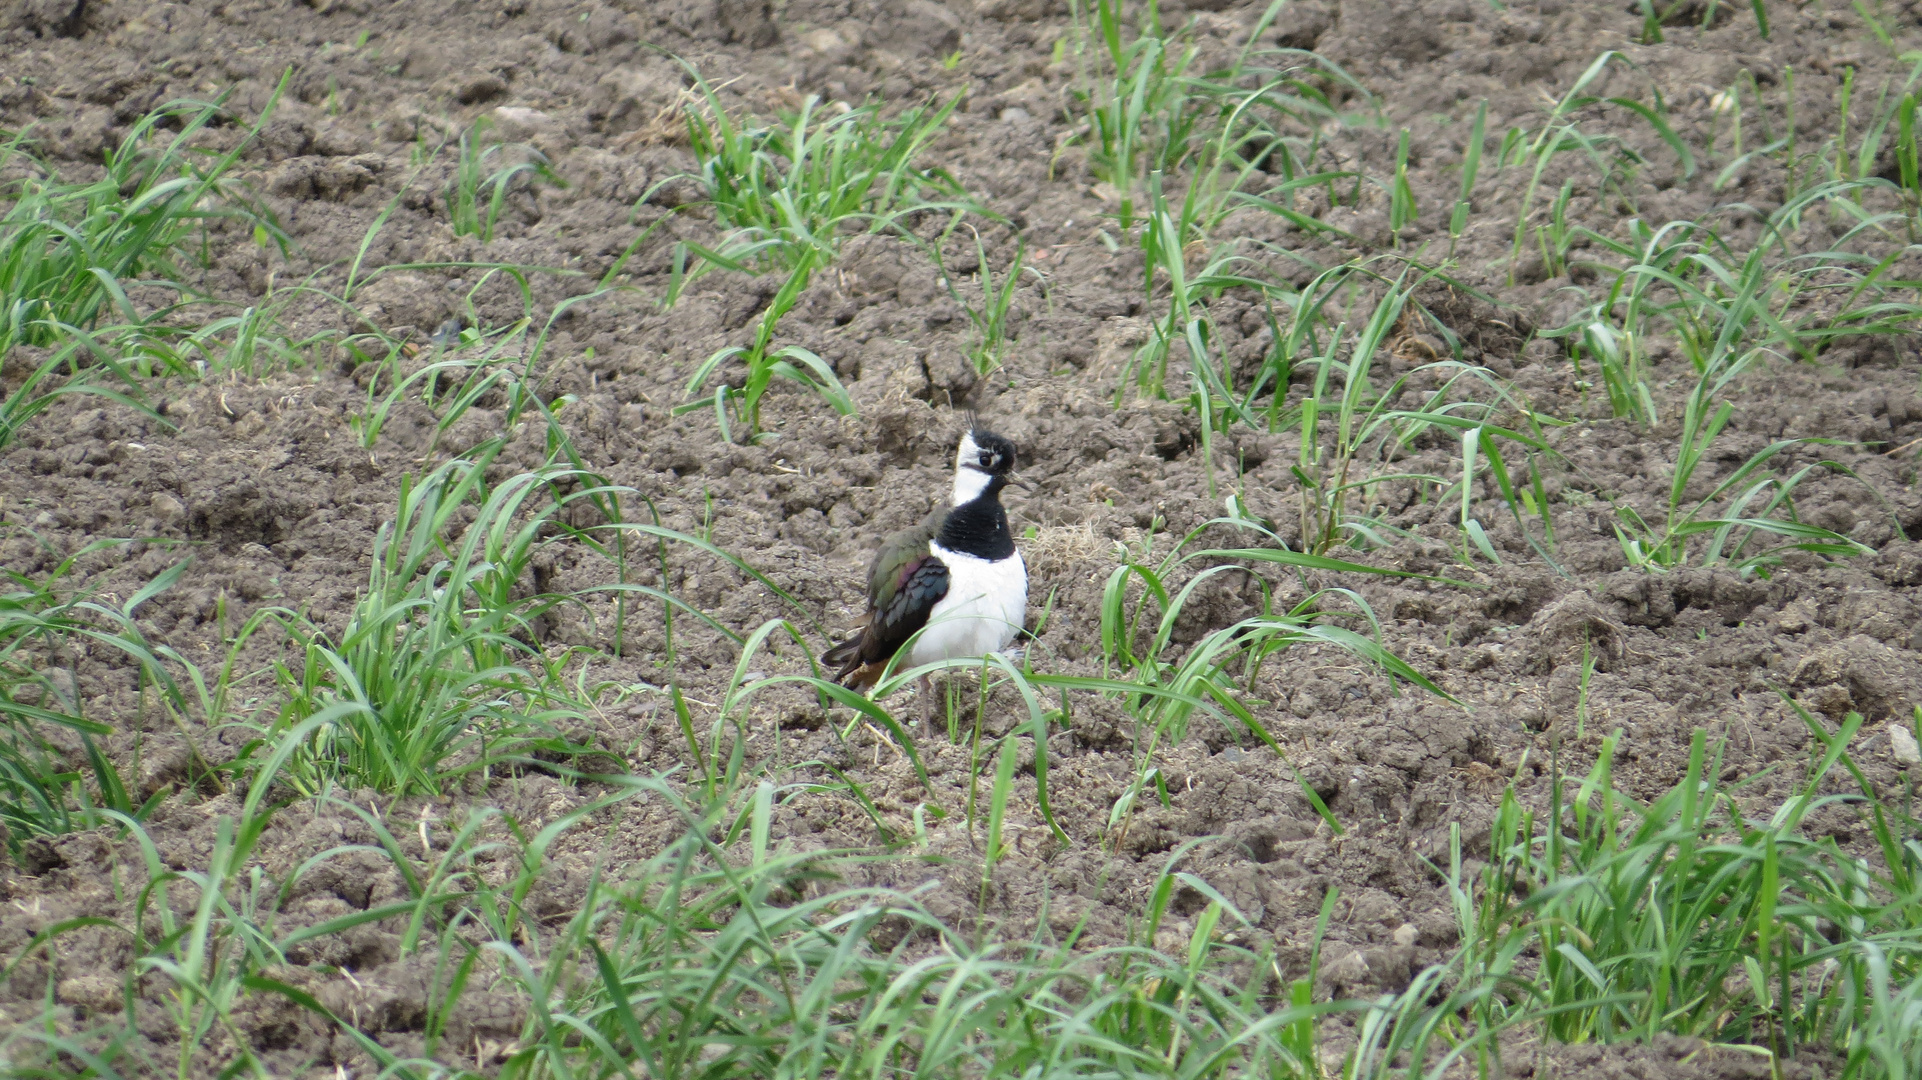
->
[824,506,949,683]
[866,506,946,610]
[866,555,949,664]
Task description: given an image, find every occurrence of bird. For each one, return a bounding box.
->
[822,426,1031,720]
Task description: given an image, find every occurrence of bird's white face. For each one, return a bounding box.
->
[952,431,992,505]
[954,431,983,471]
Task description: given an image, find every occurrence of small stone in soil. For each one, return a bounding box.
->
[1892,723,1921,765]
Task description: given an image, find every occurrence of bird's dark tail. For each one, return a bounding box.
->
[821,636,860,668]
[821,636,866,687]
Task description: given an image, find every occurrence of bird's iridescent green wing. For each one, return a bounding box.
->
[866,506,945,610]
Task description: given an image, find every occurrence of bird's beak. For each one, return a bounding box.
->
[1007,472,1037,492]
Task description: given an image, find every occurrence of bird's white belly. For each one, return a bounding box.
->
[911,544,1027,667]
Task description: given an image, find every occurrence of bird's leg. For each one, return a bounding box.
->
[918,675,937,726]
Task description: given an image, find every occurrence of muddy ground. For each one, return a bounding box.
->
[4,0,1922,1076]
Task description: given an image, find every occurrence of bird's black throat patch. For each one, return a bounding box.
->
[938,479,1016,560]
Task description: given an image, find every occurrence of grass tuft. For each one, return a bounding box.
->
[0,84,285,356]
[0,542,187,855]
[682,73,971,278]
[252,461,593,797]
[446,119,560,242]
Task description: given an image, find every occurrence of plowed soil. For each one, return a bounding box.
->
[4,0,1920,1077]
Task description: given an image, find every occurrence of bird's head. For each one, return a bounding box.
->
[952,427,1031,502]
[957,428,1017,477]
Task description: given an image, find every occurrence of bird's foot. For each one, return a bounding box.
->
[917,675,938,727]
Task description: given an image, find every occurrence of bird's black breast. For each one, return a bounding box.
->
[937,500,1015,560]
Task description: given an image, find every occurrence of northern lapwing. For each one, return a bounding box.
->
[823,427,1032,719]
